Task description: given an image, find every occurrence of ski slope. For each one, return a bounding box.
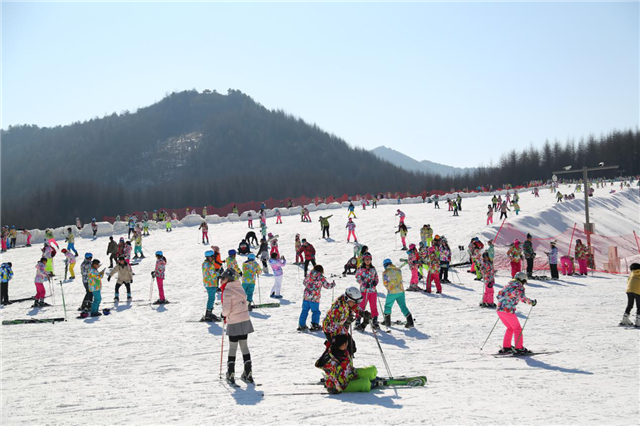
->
[1,184,639,425]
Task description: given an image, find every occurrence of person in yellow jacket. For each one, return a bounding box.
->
[382,259,414,328]
[620,263,640,327]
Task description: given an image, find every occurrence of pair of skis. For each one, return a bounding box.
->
[3,317,65,325]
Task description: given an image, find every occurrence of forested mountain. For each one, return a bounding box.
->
[371,146,477,176]
[1,89,638,228]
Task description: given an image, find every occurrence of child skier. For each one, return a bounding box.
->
[406,244,421,291]
[382,259,414,327]
[88,259,105,316]
[546,241,559,279]
[299,239,317,277]
[396,209,405,224]
[479,252,496,308]
[322,287,368,347]
[220,268,255,384]
[65,228,79,256]
[298,265,335,331]
[496,272,537,354]
[347,202,357,219]
[295,234,303,264]
[487,205,494,225]
[45,228,59,249]
[165,220,172,232]
[620,263,640,327]
[499,201,510,220]
[91,219,98,239]
[108,256,134,301]
[151,251,168,304]
[226,250,242,278]
[425,247,442,294]
[0,262,14,305]
[268,233,279,258]
[42,242,55,276]
[355,252,380,330]
[133,233,144,259]
[268,252,286,298]
[199,221,209,244]
[61,248,76,279]
[507,240,523,278]
[523,234,536,278]
[275,209,282,224]
[346,218,357,242]
[242,254,261,309]
[257,239,269,273]
[396,223,409,251]
[33,258,49,307]
[575,239,589,275]
[439,239,452,284]
[247,212,254,229]
[202,250,221,322]
[143,220,150,236]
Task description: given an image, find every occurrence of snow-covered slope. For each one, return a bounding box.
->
[1,185,638,425]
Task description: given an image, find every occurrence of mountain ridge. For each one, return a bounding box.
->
[371,145,477,176]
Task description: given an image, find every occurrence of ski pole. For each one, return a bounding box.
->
[371,323,393,379]
[257,275,262,306]
[514,304,534,349]
[58,279,67,321]
[219,320,227,380]
[480,317,500,351]
[149,276,154,301]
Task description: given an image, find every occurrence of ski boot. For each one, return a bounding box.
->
[498,347,513,354]
[513,347,532,355]
[248,304,253,312]
[297,325,309,332]
[370,377,387,388]
[371,316,380,330]
[479,302,487,308]
[310,323,322,332]
[355,317,369,332]
[90,311,103,317]
[127,293,132,302]
[32,299,40,308]
[241,355,254,383]
[620,313,633,326]
[114,293,120,302]
[383,314,392,327]
[226,360,235,384]
[487,303,496,308]
[405,313,415,328]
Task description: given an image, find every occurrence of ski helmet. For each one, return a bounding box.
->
[248,253,256,260]
[228,249,236,256]
[85,253,93,259]
[362,252,372,260]
[219,268,237,282]
[205,250,214,258]
[155,251,163,256]
[409,244,416,250]
[345,287,363,303]
[514,272,528,283]
[382,258,392,268]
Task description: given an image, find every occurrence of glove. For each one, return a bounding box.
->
[345,313,355,327]
[531,299,537,306]
[362,311,372,320]
[107,277,111,282]
[487,283,493,288]
[151,271,156,278]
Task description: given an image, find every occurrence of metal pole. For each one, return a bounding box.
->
[480,317,500,351]
[583,167,591,250]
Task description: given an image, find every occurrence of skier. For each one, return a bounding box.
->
[523,234,536,278]
[268,233,279,258]
[21,228,32,247]
[499,201,510,220]
[79,253,94,311]
[221,268,255,384]
[496,272,537,354]
[546,241,559,280]
[491,195,498,210]
[242,253,261,310]
[556,191,563,202]
[238,239,251,255]
[32,258,49,307]
[199,221,209,244]
[299,239,317,277]
[245,231,259,247]
[8,226,17,249]
[124,241,132,265]
[396,209,405,224]
[165,219,172,232]
[202,250,221,322]
[439,238,452,284]
[133,233,144,260]
[381,259,414,327]
[322,287,368,348]
[127,218,135,239]
[319,215,332,239]
[247,212,254,229]
[0,262,14,305]
[1,227,8,252]
[42,242,55,276]
[91,219,98,239]
[294,234,303,265]
[620,263,640,327]
[275,209,282,224]
[425,247,442,294]
[354,252,380,331]
[507,240,523,278]
[151,251,168,304]
[61,248,76,280]
[260,223,268,241]
[202,206,208,218]
[487,205,494,225]
[396,223,408,250]
[513,201,521,215]
[406,244,421,291]
[88,258,106,316]
[257,239,269,273]
[456,194,462,210]
[433,194,440,209]
[143,220,150,236]
[268,252,286,298]
[106,237,117,268]
[303,207,312,222]
[298,264,335,331]
[346,218,357,243]
[452,200,459,216]
[226,250,242,278]
[108,256,133,301]
[347,202,357,219]
[575,239,589,275]
[479,252,496,308]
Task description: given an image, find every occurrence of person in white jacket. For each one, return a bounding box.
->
[221,268,255,384]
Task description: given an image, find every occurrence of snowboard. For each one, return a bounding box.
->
[3,317,65,325]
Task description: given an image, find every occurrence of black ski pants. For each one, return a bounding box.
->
[526,258,534,276]
[550,264,559,279]
[625,293,640,315]
[115,282,132,295]
[304,258,317,277]
[439,262,449,282]
[1,281,9,304]
[500,212,508,220]
[322,226,330,239]
[82,280,94,303]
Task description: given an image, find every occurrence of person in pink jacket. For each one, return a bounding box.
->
[33,258,49,307]
[346,218,357,243]
[151,251,168,304]
[221,268,255,384]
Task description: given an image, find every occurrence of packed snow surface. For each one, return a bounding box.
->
[1,184,639,425]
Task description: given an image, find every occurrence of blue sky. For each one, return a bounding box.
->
[2,1,638,167]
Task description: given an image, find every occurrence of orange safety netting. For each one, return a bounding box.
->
[491,221,640,275]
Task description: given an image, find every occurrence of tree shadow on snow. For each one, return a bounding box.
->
[525,282,548,289]
[524,357,593,375]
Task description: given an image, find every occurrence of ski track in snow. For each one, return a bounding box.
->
[1,185,639,425]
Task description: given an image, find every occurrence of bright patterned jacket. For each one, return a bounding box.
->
[202,260,219,288]
[479,259,495,283]
[407,249,421,268]
[548,247,558,264]
[355,266,378,292]
[81,259,92,284]
[440,245,452,262]
[87,268,104,292]
[124,244,132,260]
[0,263,14,282]
[486,245,495,262]
[318,348,357,393]
[346,221,356,231]
[383,265,404,294]
[134,234,142,247]
[575,243,589,260]
[269,258,286,276]
[64,250,76,265]
[523,240,535,259]
[242,260,261,285]
[322,294,364,336]
[65,233,75,244]
[427,252,440,273]
[42,245,53,259]
[497,280,532,313]
[507,245,523,262]
[303,270,335,302]
[35,262,48,283]
[155,258,166,279]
